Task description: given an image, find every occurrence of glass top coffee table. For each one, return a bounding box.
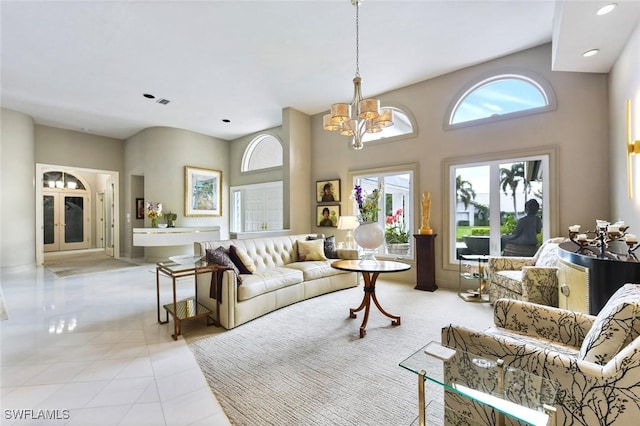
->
[331,259,411,338]
[399,341,558,426]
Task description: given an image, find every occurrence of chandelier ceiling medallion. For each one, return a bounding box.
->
[323,0,393,150]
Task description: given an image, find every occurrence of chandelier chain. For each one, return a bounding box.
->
[355,1,360,77]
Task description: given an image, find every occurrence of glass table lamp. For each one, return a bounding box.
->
[337,215,359,249]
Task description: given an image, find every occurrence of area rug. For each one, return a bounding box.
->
[44,252,139,277]
[186,281,493,425]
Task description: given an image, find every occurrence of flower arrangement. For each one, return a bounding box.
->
[385,208,410,243]
[146,202,163,219]
[351,184,381,222]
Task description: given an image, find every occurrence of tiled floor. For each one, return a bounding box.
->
[0,256,230,426]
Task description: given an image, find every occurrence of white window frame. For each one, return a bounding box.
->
[241,133,283,173]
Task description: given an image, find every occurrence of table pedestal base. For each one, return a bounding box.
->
[349,271,401,338]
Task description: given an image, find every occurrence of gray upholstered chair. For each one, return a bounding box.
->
[442,284,640,426]
[487,237,567,307]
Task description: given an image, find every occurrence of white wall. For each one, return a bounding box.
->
[610,23,640,235]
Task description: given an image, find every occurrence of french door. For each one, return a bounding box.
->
[43,191,90,252]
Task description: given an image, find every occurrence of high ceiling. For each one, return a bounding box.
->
[1,0,639,141]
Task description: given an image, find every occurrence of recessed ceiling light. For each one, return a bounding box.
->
[583,49,600,57]
[597,3,617,15]
[143,93,155,99]
[222,119,231,123]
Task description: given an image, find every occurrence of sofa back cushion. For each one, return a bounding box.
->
[579,283,640,365]
[196,235,315,271]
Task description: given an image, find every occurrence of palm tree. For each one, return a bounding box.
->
[456,175,476,210]
[500,163,525,217]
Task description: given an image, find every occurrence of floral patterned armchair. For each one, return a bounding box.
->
[442,284,640,426]
[487,237,567,307]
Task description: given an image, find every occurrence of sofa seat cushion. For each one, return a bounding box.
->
[493,270,524,295]
[237,267,304,301]
[579,283,640,365]
[485,326,581,358]
[284,261,346,281]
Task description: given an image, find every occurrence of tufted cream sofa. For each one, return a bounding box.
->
[194,234,359,329]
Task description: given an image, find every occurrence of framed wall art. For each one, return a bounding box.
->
[317,204,340,228]
[185,166,222,216]
[135,198,144,219]
[316,179,340,203]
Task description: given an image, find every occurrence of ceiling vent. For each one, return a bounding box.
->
[156,98,170,105]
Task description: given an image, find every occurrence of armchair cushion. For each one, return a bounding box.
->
[579,283,640,365]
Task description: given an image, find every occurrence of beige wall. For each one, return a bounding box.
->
[309,44,610,288]
[610,23,640,235]
[0,109,35,268]
[123,127,230,257]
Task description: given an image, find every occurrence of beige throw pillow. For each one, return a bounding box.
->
[230,245,256,273]
[297,239,328,261]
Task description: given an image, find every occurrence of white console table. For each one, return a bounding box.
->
[133,227,220,247]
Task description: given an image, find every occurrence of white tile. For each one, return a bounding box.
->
[37,380,109,409]
[118,402,166,426]
[24,361,93,385]
[85,377,154,408]
[70,358,129,382]
[136,381,160,404]
[0,384,63,409]
[156,366,209,402]
[65,404,131,426]
[115,357,154,379]
[162,388,220,426]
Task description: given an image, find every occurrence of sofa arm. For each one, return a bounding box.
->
[488,256,535,273]
[337,248,359,260]
[493,299,594,347]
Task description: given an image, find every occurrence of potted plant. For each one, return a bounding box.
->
[385,209,410,254]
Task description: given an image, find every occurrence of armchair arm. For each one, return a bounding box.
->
[488,256,535,273]
[493,299,595,347]
[520,266,560,307]
[442,324,640,426]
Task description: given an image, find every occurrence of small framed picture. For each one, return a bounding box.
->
[135,198,144,219]
[316,179,340,203]
[317,205,340,228]
[185,166,222,217]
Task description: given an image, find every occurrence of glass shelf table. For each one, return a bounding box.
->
[399,341,558,426]
[458,254,490,303]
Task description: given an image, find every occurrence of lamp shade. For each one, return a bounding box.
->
[337,215,359,230]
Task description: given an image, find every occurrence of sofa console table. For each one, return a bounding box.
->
[133,227,220,247]
[558,241,640,315]
[414,234,437,291]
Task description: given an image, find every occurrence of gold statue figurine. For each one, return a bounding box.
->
[419,191,433,235]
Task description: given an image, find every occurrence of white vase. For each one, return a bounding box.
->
[354,221,385,261]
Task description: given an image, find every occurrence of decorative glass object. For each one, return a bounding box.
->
[354,221,384,261]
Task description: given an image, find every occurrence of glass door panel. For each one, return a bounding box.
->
[454,165,490,258]
[43,194,57,251]
[43,192,90,252]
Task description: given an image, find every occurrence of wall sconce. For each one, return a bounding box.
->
[627,99,640,199]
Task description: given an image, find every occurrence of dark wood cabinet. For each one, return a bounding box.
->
[414,234,437,291]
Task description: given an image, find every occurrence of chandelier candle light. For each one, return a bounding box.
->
[323,0,393,150]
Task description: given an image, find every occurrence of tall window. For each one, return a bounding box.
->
[241,134,283,172]
[446,72,555,129]
[349,164,417,259]
[443,149,557,268]
[230,181,283,232]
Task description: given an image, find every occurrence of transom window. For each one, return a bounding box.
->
[447,73,555,129]
[241,134,283,172]
[362,106,415,143]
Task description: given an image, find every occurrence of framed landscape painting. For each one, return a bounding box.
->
[185,166,222,216]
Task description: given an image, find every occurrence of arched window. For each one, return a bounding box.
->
[241,134,283,172]
[446,72,556,129]
[362,106,415,143]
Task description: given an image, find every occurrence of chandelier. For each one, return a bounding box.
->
[323,0,393,150]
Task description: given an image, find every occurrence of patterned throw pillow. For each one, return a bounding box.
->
[307,235,339,259]
[228,245,256,274]
[206,246,243,284]
[297,239,328,261]
[579,284,640,365]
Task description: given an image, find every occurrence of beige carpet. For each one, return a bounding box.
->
[44,252,139,277]
[186,280,493,426]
